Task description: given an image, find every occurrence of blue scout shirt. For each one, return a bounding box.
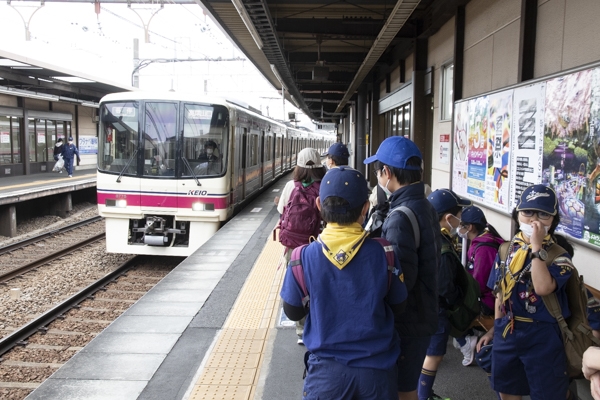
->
[487,242,572,323]
[280,238,407,369]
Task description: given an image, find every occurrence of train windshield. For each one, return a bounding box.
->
[98,101,140,175]
[98,100,228,178]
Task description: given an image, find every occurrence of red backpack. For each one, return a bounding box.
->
[277,181,321,249]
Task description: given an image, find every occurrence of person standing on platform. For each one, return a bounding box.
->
[61,136,80,178]
[485,184,573,400]
[419,188,471,400]
[280,166,408,400]
[276,147,326,344]
[53,138,64,173]
[325,142,349,168]
[363,136,441,400]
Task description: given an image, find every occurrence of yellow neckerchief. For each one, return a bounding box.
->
[500,232,552,303]
[317,222,369,270]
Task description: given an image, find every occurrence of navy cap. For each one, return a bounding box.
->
[516,184,558,215]
[68,136,73,141]
[327,142,350,158]
[320,166,369,213]
[460,206,487,225]
[427,189,472,214]
[363,136,422,170]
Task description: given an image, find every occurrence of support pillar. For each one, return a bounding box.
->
[356,85,368,176]
[49,193,72,219]
[0,205,17,238]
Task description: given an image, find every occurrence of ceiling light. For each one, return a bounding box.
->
[270,64,287,90]
[52,76,96,83]
[0,60,31,67]
[231,0,263,50]
[80,101,99,108]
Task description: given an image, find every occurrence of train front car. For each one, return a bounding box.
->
[97,93,231,256]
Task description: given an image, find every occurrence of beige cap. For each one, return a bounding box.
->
[297,148,323,169]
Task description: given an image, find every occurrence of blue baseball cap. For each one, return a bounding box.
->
[68,136,73,141]
[516,184,558,215]
[320,166,369,213]
[363,136,422,170]
[327,142,350,158]
[428,189,471,214]
[460,206,487,225]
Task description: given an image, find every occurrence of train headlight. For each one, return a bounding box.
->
[106,199,127,208]
[192,202,214,211]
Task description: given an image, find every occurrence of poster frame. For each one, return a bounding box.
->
[450,58,600,252]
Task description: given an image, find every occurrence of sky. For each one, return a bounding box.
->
[0,1,311,126]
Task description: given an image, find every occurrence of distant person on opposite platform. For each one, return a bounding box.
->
[61,137,80,178]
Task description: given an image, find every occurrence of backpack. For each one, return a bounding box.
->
[365,204,420,249]
[498,242,600,379]
[289,237,397,310]
[276,181,321,249]
[442,241,481,338]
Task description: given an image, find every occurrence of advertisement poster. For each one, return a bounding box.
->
[0,131,9,144]
[37,132,45,144]
[543,69,593,240]
[439,134,450,165]
[486,91,513,212]
[79,136,98,155]
[510,84,546,210]
[452,101,469,196]
[465,96,488,200]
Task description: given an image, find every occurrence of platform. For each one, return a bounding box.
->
[24,173,591,400]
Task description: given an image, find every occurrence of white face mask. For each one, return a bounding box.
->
[206,148,214,155]
[447,214,461,237]
[457,227,469,239]
[519,223,549,238]
[378,179,392,198]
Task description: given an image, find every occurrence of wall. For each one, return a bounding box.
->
[462,0,521,98]
[428,16,455,190]
[0,94,17,107]
[536,0,600,78]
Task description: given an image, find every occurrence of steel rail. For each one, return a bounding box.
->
[0,233,105,284]
[0,216,103,256]
[0,256,138,358]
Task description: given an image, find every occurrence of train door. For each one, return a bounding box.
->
[260,130,265,188]
[241,128,247,200]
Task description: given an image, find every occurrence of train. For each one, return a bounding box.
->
[96,92,333,256]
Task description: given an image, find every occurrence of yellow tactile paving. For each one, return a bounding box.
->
[188,235,286,400]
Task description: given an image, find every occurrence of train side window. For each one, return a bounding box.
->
[182,103,228,177]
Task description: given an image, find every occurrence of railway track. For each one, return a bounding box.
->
[0,256,180,399]
[0,216,105,283]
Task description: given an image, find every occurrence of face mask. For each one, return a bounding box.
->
[378,179,393,198]
[206,148,213,155]
[447,214,461,237]
[519,223,549,238]
[457,228,469,239]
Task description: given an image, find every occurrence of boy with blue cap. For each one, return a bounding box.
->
[481,184,574,400]
[280,166,408,399]
[326,142,350,168]
[419,188,471,400]
[363,136,441,400]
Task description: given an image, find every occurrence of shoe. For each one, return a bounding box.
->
[428,392,450,400]
[297,335,304,345]
[68,175,72,178]
[460,335,478,366]
[59,171,63,173]
[452,338,460,349]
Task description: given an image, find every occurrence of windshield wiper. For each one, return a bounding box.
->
[116,149,138,183]
[182,158,201,186]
